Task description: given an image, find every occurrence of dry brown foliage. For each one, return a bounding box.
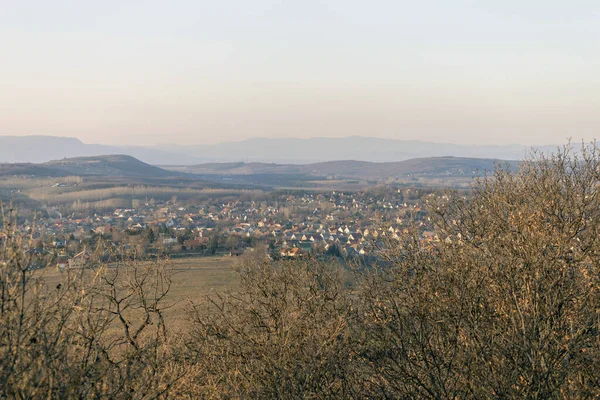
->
[182,249,356,399]
[358,144,600,399]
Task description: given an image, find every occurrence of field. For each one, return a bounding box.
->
[165,256,240,326]
[37,256,239,328]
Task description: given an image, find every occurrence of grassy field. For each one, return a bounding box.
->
[37,256,239,328]
[165,256,239,326]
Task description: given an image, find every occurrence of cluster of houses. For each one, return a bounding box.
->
[11,188,440,269]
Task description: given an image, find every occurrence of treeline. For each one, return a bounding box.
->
[27,186,266,207]
[0,176,82,189]
[1,145,600,398]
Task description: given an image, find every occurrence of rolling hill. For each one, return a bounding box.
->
[43,155,178,178]
[0,154,520,190]
[168,157,518,180]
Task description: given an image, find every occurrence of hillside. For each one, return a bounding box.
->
[43,155,178,178]
[169,157,518,180]
[0,154,519,189]
[0,163,70,177]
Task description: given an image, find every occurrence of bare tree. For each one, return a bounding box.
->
[0,206,186,398]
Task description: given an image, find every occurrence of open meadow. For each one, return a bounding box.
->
[37,256,239,329]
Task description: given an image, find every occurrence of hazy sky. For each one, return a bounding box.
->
[1,0,599,146]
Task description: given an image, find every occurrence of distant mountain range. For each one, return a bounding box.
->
[0,135,557,165]
[162,137,551,164]
[0,136,200,165]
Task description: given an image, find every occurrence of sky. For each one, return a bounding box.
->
[1,0,599,146]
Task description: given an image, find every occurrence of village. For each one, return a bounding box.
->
[9,187,442,269]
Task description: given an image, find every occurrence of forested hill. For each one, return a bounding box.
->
[167,156,519,180]
[43,155,178,177]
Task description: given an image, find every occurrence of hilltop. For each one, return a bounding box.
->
[43,155,178,178]
[0,155,183,179]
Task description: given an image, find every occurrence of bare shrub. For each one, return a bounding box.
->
[358,144,600,398]
[184,251,356,399]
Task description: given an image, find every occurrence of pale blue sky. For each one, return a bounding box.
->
[1,0,598,146]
